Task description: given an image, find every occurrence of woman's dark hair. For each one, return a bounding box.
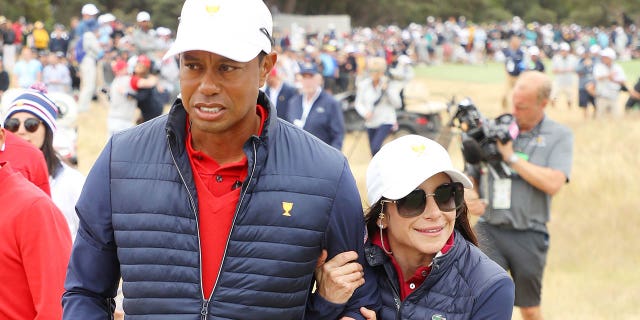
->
[365,192,478,246]
[40,126,62,178]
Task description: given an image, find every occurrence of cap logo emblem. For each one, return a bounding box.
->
[205,0,221,15]
[282,201,293,216]
[411,144,426,155]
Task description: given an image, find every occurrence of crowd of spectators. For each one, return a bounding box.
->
[2,11,640,122]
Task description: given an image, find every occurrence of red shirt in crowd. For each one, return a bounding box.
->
[0,162,71,319]
[0,130,51,196]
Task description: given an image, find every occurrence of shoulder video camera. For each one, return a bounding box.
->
[447,98,517,178]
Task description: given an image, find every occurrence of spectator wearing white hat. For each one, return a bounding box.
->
[74,3,99,41]
[593,47,626,118]
[575,45,597,118]
[76,19,102,112]
[131,11,158,56]
[526,46,545,72]
[551,42,577,108]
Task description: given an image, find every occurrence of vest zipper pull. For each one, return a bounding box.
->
[201,299,210,320]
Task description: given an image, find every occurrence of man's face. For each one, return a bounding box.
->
[179,50,275,136]
[300,73,320,95]
[512,85,544,132]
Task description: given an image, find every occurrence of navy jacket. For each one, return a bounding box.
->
[62,92,379,320]
[264,82,298,119]
[366,230,515,320]
[284,90,345,150]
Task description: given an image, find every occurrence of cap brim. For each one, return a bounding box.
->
[382,168,473,201]
[163,32,268,62]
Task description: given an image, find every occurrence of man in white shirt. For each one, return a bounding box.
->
[593,47,626,118]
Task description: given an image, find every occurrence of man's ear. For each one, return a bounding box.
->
[259,52,278,88]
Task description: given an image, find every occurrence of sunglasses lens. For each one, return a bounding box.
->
[4,118,20,132]
[24,118,41,133]
[397,189,426,217]
[434,183,463,211]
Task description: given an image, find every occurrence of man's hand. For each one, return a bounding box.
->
[496,139,515,162]
[341,307,377,320]
[315,250,365,304]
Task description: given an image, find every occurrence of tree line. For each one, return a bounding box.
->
[2,0,638,32]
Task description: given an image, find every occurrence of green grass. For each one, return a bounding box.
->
[415,58,640,85]
[415,62,506,84]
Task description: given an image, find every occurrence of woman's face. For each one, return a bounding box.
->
[8,111,46,149]
[385,172,457,264]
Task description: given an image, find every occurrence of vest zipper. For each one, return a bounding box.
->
[207,139,258,299]
[383,261,402,316]
[167,134,209,315]
[200,299,210,320]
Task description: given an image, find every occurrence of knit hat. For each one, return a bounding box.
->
[3,87,59,133]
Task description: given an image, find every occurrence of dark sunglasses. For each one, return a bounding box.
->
[382,182,464,217]
[4,118,42,133]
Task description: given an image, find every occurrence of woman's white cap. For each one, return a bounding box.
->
[366,135,473,206]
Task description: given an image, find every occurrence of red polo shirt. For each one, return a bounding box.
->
[186,105,267,298]
[372,229,454,300]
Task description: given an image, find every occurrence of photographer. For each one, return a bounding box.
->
[465,71,573,320]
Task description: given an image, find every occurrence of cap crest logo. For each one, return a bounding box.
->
[411,144,426,156]
[206,5,220,14]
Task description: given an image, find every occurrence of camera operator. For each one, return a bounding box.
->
[465,71,573,320]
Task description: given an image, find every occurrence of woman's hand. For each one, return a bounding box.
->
[315,250,365,304]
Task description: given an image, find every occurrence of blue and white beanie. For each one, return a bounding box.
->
[4,88,59,133]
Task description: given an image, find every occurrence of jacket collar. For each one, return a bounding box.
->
[164,91,278,151]
[365,229,465,273]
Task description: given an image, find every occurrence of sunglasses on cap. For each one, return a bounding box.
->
[381,182,464,218]
[4,118,42,133]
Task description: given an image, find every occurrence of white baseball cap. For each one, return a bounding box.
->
[163,0,273,62]
[559,42,570,51]
[81,3,99,15]
[600,47,616,60]
[366,135,473,206]
[156,27,172,37]
[528,46,540,56]
[136,11,151,22]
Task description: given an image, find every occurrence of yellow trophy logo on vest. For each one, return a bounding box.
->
[282,202,293,216]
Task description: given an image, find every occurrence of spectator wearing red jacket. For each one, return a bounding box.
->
[0,129,71,319]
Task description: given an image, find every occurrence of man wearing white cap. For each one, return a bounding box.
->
[62,1,379,319]
[74,3,99,40]
[550,42,577,108]
[593,47,626,118]
[131,11,158,56]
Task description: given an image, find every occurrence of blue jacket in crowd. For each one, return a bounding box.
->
[365,230,515,320]
[62,92,379,320]
[264,83,299,119]
[284,90,345,150]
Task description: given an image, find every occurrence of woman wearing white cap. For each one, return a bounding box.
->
[316,135,514,319]
[2,85,85,241]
